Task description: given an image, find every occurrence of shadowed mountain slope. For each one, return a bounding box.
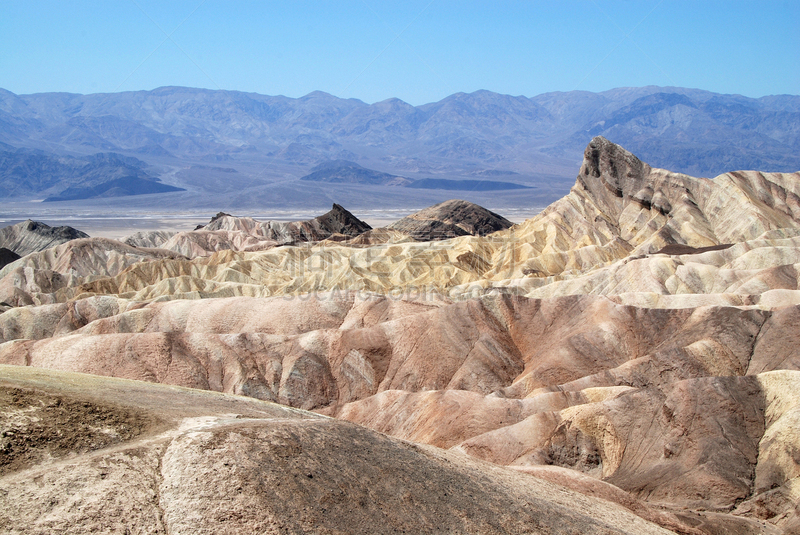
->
[0,248,20,269]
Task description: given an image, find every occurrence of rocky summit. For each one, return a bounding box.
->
[1,137,800,533]
[388,199,514,240]
[121,204,373,259]
[0,219,89,257]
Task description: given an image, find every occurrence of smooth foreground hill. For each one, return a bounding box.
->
[0,365,674,534]
[1,137,800,533]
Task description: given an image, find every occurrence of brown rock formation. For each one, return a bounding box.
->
[122,204,373,258]
[388,198,513,240]
[202,202,372,242]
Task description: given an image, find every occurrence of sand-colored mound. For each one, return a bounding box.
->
[457,228,800,305]
[157,229,280,257]
[0,237,185,306]
[122,229,176,248]
[0,365,673,535]
[0,295,138,343]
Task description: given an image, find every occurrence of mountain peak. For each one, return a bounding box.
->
[389,199,512,240]
[0,219,89,257]
[578,136,649,199]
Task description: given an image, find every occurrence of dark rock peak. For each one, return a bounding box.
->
[208,211,233,224]
[579,136,649,196]
[0,247,20,269]
[195,212,233,230]
[313,204,372,236]
[18,219,89,241]
[574,136,676,222]
[389,199,513,241]
[0,219,90,257]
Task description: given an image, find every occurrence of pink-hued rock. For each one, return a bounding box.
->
[3,137,800,533]
[0,365,674,535]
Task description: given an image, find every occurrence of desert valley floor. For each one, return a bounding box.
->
[1,136,799,534]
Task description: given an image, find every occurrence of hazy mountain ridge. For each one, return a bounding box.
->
[0,143,179,199]
[301,159,532,190]
[0,86,797,208]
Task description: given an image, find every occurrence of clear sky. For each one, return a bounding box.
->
[1,1,798,105]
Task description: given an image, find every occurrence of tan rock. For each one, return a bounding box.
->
[0,365,674,535]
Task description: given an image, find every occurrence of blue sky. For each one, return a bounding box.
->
[1,1,798,105]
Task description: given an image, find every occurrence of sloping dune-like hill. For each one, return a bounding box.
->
[2,137,800,533]
[0,365,676,534]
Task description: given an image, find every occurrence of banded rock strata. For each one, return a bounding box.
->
[2,137,800,533]
[1,138,799,307]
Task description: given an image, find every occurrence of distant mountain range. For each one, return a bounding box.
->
[0,142,183,201]
[0,86,797,210]
[300,160,531,191]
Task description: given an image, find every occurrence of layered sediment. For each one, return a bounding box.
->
[2,137,800,533]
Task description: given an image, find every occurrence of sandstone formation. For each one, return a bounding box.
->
[388,198,513,240]
[0,237,186,306]
[122,229,175,248]
[0,365,674,535]
[3,138,799,308]
[0,219,88,257]
[122,204,373,259]
[2,137,800,533]
[201,203,372,242]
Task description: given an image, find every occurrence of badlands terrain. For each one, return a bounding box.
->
[1,136,799,533]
